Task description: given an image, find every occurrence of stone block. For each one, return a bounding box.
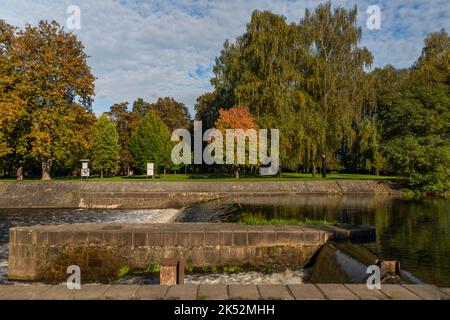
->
[316,284,359,300]
[135,285,168,300]
[38,285,75,300]
[402,284,450,300]
[16,230,32,245]
[190,232,205,246]
[101,285,139,300]
[147,232,162,246]
[276,231,290,244]
[380,285,421,300]
[261,231,276,245]
[163,232,176,246]
[344,284,388,300]
[175,232,190,247]
[117,232,133,246]
[288,284,326,300]
[204,232,219,246]
[198,284,228,300]
[165,284,198,300]
[258,285,293,300]
[219,232,233,246]
[228,285,260,300]
[87,231,103,244]
[72,232,88,244]
[233,232,247,246]
[132,232,147,247]
[248,232,262,245]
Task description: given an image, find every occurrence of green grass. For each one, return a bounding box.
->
[116,266,131,278]
[238,215,335,226]
[0,172,400,182]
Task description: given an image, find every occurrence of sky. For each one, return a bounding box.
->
[1,0,449,115]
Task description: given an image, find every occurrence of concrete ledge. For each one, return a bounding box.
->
[8,223,374,282]
[8,223,340,282]
[0,180,403,209]
[0,284,448,300]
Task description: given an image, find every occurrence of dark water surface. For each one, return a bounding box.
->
[179,195,450,286]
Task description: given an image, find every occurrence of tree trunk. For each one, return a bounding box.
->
[184,165,188,175]
[235,167,239,179]
[321,154,327,178]
[375,167,380,176]
[163,166,166,177]
[41,158,52,181]
[312,162,316,178]
[16,166,24,181]
[101,170,104,179]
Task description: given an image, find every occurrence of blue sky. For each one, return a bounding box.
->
[1,0,449,115]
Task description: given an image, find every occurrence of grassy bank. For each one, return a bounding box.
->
[0,172,400,182]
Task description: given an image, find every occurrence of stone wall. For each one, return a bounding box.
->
[8,223,335,282]
[0,180,403,209]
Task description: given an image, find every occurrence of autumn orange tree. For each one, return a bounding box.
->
[12,21,96,180]
[214,106,258,179]
[0,20,30,180]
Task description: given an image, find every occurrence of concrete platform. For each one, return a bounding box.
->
[0,284,448,300]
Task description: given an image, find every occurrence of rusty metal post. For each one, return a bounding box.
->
[177,257,185,285]
[160,258,178,285]
[160,257,185,285]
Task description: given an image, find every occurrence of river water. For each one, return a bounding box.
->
[1,195,449,286]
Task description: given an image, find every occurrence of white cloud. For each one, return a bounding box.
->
[1,0,449,114]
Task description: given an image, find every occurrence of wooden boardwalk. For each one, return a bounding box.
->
[0,284,449,300]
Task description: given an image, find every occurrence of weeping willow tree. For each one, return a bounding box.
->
[211,10,318,172]
[301,1,375,172]
[208,3,375,175]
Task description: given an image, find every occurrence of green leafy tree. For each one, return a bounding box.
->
[301,1,374,172]
[374,30,450,192]
[150,97,191,132]
[131,98,151,118]
[106,102,139,175]
[128,110,172,175]
[90,114,120,178]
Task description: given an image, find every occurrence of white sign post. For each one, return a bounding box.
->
[80,159,90,179]
[147,163,154,179]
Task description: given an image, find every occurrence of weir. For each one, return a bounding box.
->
[7,223,374,282]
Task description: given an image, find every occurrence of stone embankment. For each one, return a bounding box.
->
[8,223,374,282]
[0,180,402,209]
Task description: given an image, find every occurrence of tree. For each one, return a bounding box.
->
[301,1,374,173]
[131,98,151,118]
[211,10,318,172]
[106,102,139,175]
[90,114,120,178]
[194,92,221,130]
[375,31,450,191]
[128,110,172,175]
[150,97,191,132]
[0,20,30,180]
[14,20,95,180]
[215,106,258,178]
